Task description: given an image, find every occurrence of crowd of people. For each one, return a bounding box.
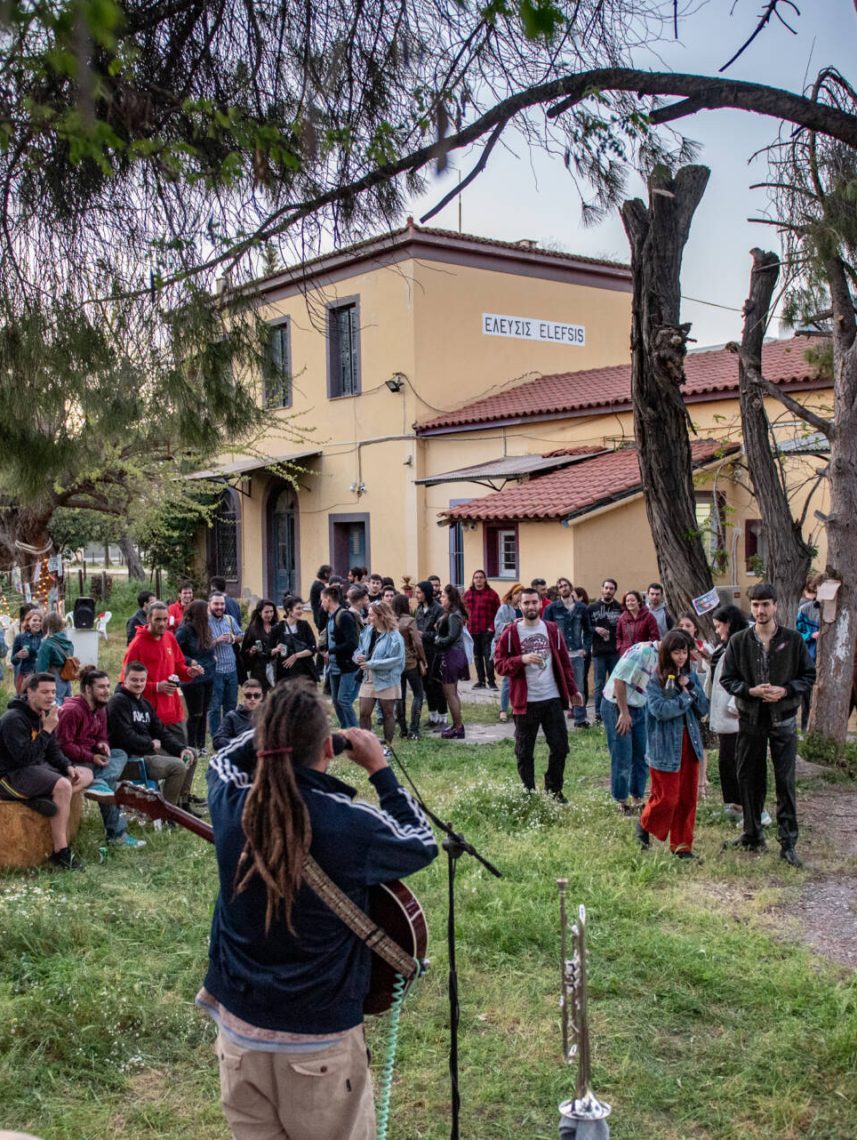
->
[0,566,819,875]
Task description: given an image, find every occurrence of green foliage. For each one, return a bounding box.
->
[49,508,123,555]
[801,731,857,778]
[135,484,217,587]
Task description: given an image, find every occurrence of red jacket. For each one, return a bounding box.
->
[121,627,191,725]
[56,695,108,766]
[494,618,578,716]
[167,601,186,629]
[616,609,660,655]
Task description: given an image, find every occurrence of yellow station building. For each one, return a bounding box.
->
[198,223,831,603]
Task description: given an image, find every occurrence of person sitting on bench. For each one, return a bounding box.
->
[107,660,201,816]
[0,672,94,870]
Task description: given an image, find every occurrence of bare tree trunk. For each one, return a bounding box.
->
[809,255,857,745]
[118,534,146,581]
[733,249,813,626]
[620,165,714,620]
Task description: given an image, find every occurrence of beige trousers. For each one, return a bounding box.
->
[216,1024,376,1140]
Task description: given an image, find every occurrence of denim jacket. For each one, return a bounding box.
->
[645,671,709,772]
[354,627,405,692]
[544,599,592,654]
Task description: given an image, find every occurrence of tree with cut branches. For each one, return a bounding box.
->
[727,248,816,628]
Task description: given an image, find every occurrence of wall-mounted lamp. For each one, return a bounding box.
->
[385,373,406,393]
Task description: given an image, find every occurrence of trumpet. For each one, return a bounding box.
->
[557,879,611,1131]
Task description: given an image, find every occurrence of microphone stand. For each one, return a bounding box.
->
[387,742,502,1140]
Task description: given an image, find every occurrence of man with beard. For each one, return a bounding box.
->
[57,666,146,849]
[495,587,582,803]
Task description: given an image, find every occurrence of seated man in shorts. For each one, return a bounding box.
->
[0,672,93,870]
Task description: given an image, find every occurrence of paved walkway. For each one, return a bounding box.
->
[439,680,598,744]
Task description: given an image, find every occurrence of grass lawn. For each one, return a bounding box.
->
[1,603,855,1139]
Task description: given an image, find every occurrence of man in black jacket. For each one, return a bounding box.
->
[321,585,360,728]
[107,661,198,809]
[126,589,156,644]
[0,672,94,869]
[588,578,622,724]
[720,582,816,866]
[212,679,264,751]
[309,564,332,633]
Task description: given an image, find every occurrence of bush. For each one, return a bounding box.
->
[801,731,857,778]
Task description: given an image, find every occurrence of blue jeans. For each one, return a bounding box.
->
[209,671,239,737]
[570,657,587,723]
[592,652,620,721]
[499,674,510,715]
[80,748,129,839]
[329,669,359,728]
[602,699,648,802]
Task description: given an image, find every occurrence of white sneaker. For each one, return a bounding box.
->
[734,810,773,829]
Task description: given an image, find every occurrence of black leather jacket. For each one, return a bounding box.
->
[720,624,815,727]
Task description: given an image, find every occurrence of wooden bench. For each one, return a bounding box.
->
[0,793,83,869]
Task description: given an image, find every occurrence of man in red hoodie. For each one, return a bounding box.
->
[56,667,146,849]
[495,587,583,803]
[168,581,195,630]
[122,601,204,733]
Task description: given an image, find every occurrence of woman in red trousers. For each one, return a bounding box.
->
[636,629,709,860]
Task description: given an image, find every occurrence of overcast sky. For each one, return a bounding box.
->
[407,0,855,348]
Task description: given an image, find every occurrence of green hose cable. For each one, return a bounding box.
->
[375,973,407,1140]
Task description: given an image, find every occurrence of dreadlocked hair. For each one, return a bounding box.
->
[233,679,329,933]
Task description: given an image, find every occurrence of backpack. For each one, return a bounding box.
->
[60,655,81,682]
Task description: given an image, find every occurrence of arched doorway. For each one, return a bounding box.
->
[268,485,298,602]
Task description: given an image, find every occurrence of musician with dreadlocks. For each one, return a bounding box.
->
[196,678,437,1140]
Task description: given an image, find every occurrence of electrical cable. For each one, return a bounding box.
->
[375,972,407,1140]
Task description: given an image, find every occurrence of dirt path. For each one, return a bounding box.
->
[786,765,857,970]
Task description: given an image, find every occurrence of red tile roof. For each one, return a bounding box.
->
[441,440,740,523]
[417,338,829,434]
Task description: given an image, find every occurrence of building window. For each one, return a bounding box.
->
[209,489,241,583]
[485,524,518,579]
[328,300,360,398]
[745,518,768,575]
[695,492,727,566]
[263,321,291,408]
